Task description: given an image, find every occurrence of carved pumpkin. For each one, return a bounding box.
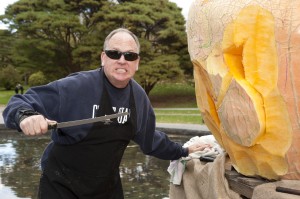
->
[187,0,300,180]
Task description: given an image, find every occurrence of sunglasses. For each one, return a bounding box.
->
[105,50,139,61]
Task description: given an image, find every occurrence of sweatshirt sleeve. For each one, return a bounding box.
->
[133,106,188,160]
[2,81,61,130]
[131,82,188,160]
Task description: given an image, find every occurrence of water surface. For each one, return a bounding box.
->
[0,132,190,199]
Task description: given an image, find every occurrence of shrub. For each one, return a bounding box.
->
[0,66,21,90]
[28,71,48,86]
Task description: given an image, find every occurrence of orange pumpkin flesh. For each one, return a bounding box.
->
[187,1,299,180]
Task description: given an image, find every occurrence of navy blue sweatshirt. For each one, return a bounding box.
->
[3,69,188,168]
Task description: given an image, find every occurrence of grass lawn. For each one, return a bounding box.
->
[154,108,203,124]
[149,82,197,108]
[149,82,202,124]
[0,89,16,105]
[155,114,203,124]
[0,86,29,105]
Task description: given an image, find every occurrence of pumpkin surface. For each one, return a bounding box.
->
[187,0,300,180]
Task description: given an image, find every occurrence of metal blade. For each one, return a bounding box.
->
[48,112,129,129]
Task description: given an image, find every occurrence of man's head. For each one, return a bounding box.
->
[101,28,140,88]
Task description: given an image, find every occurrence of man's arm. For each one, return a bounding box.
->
[3,82,60,134]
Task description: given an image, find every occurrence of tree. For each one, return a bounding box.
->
[0,65,21,90]
[2,0,104,79]
[1,0,192,94]
[0,30,14,69]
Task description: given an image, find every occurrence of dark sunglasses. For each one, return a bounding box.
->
[105,50,139,61]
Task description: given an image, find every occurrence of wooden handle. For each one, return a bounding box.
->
[199,156,215,162]
[276,186,300,196]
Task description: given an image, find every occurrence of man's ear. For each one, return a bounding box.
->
[100,52,105,66]
[135,58,140,71]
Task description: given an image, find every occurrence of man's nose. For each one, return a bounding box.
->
[118,54,126,62]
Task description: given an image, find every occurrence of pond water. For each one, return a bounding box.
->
[0,132,191,199]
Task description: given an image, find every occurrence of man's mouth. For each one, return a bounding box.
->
[116,68,127,73]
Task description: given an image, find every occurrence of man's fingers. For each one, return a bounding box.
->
[195,144,210,150]
[20,115,49,136]
[188,143,213,154]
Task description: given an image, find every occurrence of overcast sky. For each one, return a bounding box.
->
[0,0,194,29]
[169,0,193,20]
[0,0,18,15]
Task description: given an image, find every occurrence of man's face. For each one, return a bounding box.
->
[101,32,140,88]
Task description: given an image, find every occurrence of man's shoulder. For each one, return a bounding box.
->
[59,69,100,83]
[130,79,150,106]
[54,69,101,91]
[67,69,100,78]
[131,79,147,94]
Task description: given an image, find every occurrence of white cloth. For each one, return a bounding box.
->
[167,135,224,185]
[168,159,187,185]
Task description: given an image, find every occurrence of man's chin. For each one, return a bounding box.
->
[112,76,130,86]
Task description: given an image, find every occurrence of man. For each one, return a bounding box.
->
[3,28,209,199]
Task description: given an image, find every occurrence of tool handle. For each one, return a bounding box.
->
[276,186,300,196]
[199,156,215,162]
[48,122,57,130]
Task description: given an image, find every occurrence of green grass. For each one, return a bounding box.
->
[149,82,195,96]
[149,82,203,124]
[155,114,203,124]
[149,82,197,108]
[154,109,199,114]
[0,89,15,105]
[0,86,30,105]
[154,108,203,124]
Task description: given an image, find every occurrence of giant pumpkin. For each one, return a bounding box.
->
[187,0,300,180]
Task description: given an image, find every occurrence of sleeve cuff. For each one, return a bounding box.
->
[182,146,189,157]
[15,108,41,129]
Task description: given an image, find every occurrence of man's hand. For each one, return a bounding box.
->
[20,115,55,136]
[187,143,212,154]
